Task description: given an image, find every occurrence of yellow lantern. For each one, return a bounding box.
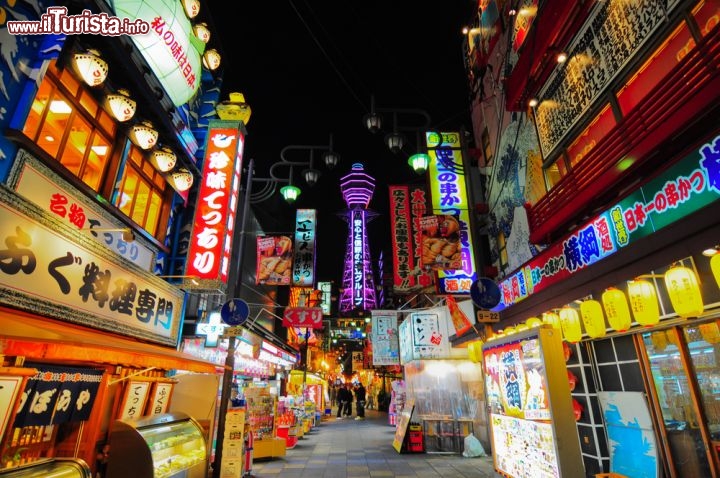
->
[559,306,582,343]
[664,265,704,318]
[627,280,660,327]
[526,317,543,328]
[503,326,516,335]
[710,254,720,289]
[650,331,668,352]
[602,288,632,332]
[542,312,561,331]
[467,340,484,363]
[515,323,529,332]
[699,321,720,344]
[580,300,606,338]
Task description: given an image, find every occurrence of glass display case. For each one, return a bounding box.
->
[105,412,207,478]
[0,458,91,478]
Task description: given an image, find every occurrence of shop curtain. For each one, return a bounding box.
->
[13,364,104,427]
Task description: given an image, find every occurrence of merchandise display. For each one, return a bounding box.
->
[245,387,286,459]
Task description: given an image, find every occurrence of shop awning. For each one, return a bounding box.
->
[0,308,221,374]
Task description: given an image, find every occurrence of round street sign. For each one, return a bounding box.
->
[470,277,501,310]
[220,298,250,326]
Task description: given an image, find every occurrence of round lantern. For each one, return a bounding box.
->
[602,288,632,332]
[627,279,660,326]
[572,398,584,421]
[711,254,720,289]
[526,317,543,328]
[169,168,194,192]
[503,326,516,335]
[562,341,572,362]
[73,49,108,87]
[468,340,484,363]
[580,300,606,338]
[542,311,561,331]
[664,265,704,318]
[567,370,578,391]
[515,323,529,333]
[699,321,720,344]
[149,147,177,173]
[105,89,136,122]
[559,306,582,343]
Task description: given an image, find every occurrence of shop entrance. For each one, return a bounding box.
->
[641,321,720,477]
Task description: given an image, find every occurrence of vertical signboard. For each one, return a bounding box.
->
[292,209,317,286]
[371,310,400,365]
[185,121,244,291]
[352,209,366,308]
[426,132,478,294]
[389,185,414,291]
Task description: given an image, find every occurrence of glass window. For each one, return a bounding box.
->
[643,329,713,476]
[567,104,616,168]
[616,22,693,116]
[114,144,168,236]
[683,320,720,443]
[544,156,568,190]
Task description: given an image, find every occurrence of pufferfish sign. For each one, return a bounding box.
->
[419,214,462,270]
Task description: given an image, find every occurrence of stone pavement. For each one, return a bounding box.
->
[249,409,502,477]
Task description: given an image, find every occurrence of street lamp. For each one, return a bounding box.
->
[250,134,341,204]
[363,94,431,173]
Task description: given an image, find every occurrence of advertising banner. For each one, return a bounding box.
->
[292,209,317,286]
[185,121,244,291]
[420,214,463,270]
[256,235,293,285]
[426,132,478,294]
[389,185,414,290]
[282,307,323,328]
[371,310,400,366]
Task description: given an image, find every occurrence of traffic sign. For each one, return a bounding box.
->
[221,298,250,326]
[470,277,501,309]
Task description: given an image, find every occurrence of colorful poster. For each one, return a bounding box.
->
[427,132,478,294]
[256,235,293,285]
[420,214,463,270]
[371,310,400,366]
[598,391,659,478]
[292,209,317,286]
[409,311,451,359]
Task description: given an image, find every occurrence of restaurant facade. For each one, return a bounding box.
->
[463,0,720,476]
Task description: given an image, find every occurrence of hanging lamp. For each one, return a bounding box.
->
[580,300,606,338]
[602,288,632,332]
[664,264,704,318]
[627,279,660,326]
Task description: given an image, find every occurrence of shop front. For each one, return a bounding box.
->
[491,131,720,477]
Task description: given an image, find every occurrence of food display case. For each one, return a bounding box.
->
[0,458,91,478]
[105,412,207,478]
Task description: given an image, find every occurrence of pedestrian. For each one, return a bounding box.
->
[354,383,366,420]
[343,383,353,417]
[336,383,350,419]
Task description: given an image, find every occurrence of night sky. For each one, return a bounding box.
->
[208,1,476,285]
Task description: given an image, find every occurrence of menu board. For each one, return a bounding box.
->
[483,326,583,478]
[392,398,415,453]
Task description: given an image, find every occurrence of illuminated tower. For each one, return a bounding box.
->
[339,163,378,313]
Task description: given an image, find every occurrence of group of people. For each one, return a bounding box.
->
[334,382,366,420]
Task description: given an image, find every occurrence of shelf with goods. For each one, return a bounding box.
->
[244,387,286,459]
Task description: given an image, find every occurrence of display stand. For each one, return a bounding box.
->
[482,326,584,477]
[244,387,286,459]
[392,398,415,453]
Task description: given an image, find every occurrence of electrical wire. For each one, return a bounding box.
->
[287,0,367,111]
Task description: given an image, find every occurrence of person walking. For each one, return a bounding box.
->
[343,383,353,417]
[354,382,366,420]
[336,383,350,419]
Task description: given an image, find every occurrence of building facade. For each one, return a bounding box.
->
[463,0,720,476]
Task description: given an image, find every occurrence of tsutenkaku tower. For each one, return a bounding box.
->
[338,163,378,313]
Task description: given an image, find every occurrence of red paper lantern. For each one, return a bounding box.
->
[572,398,584,421]
[567,370,577,391]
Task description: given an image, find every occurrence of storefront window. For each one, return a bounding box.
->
[683,320,720,445]
[115,145,168,236]
[643,328,713,476]
[22,61,116,192]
